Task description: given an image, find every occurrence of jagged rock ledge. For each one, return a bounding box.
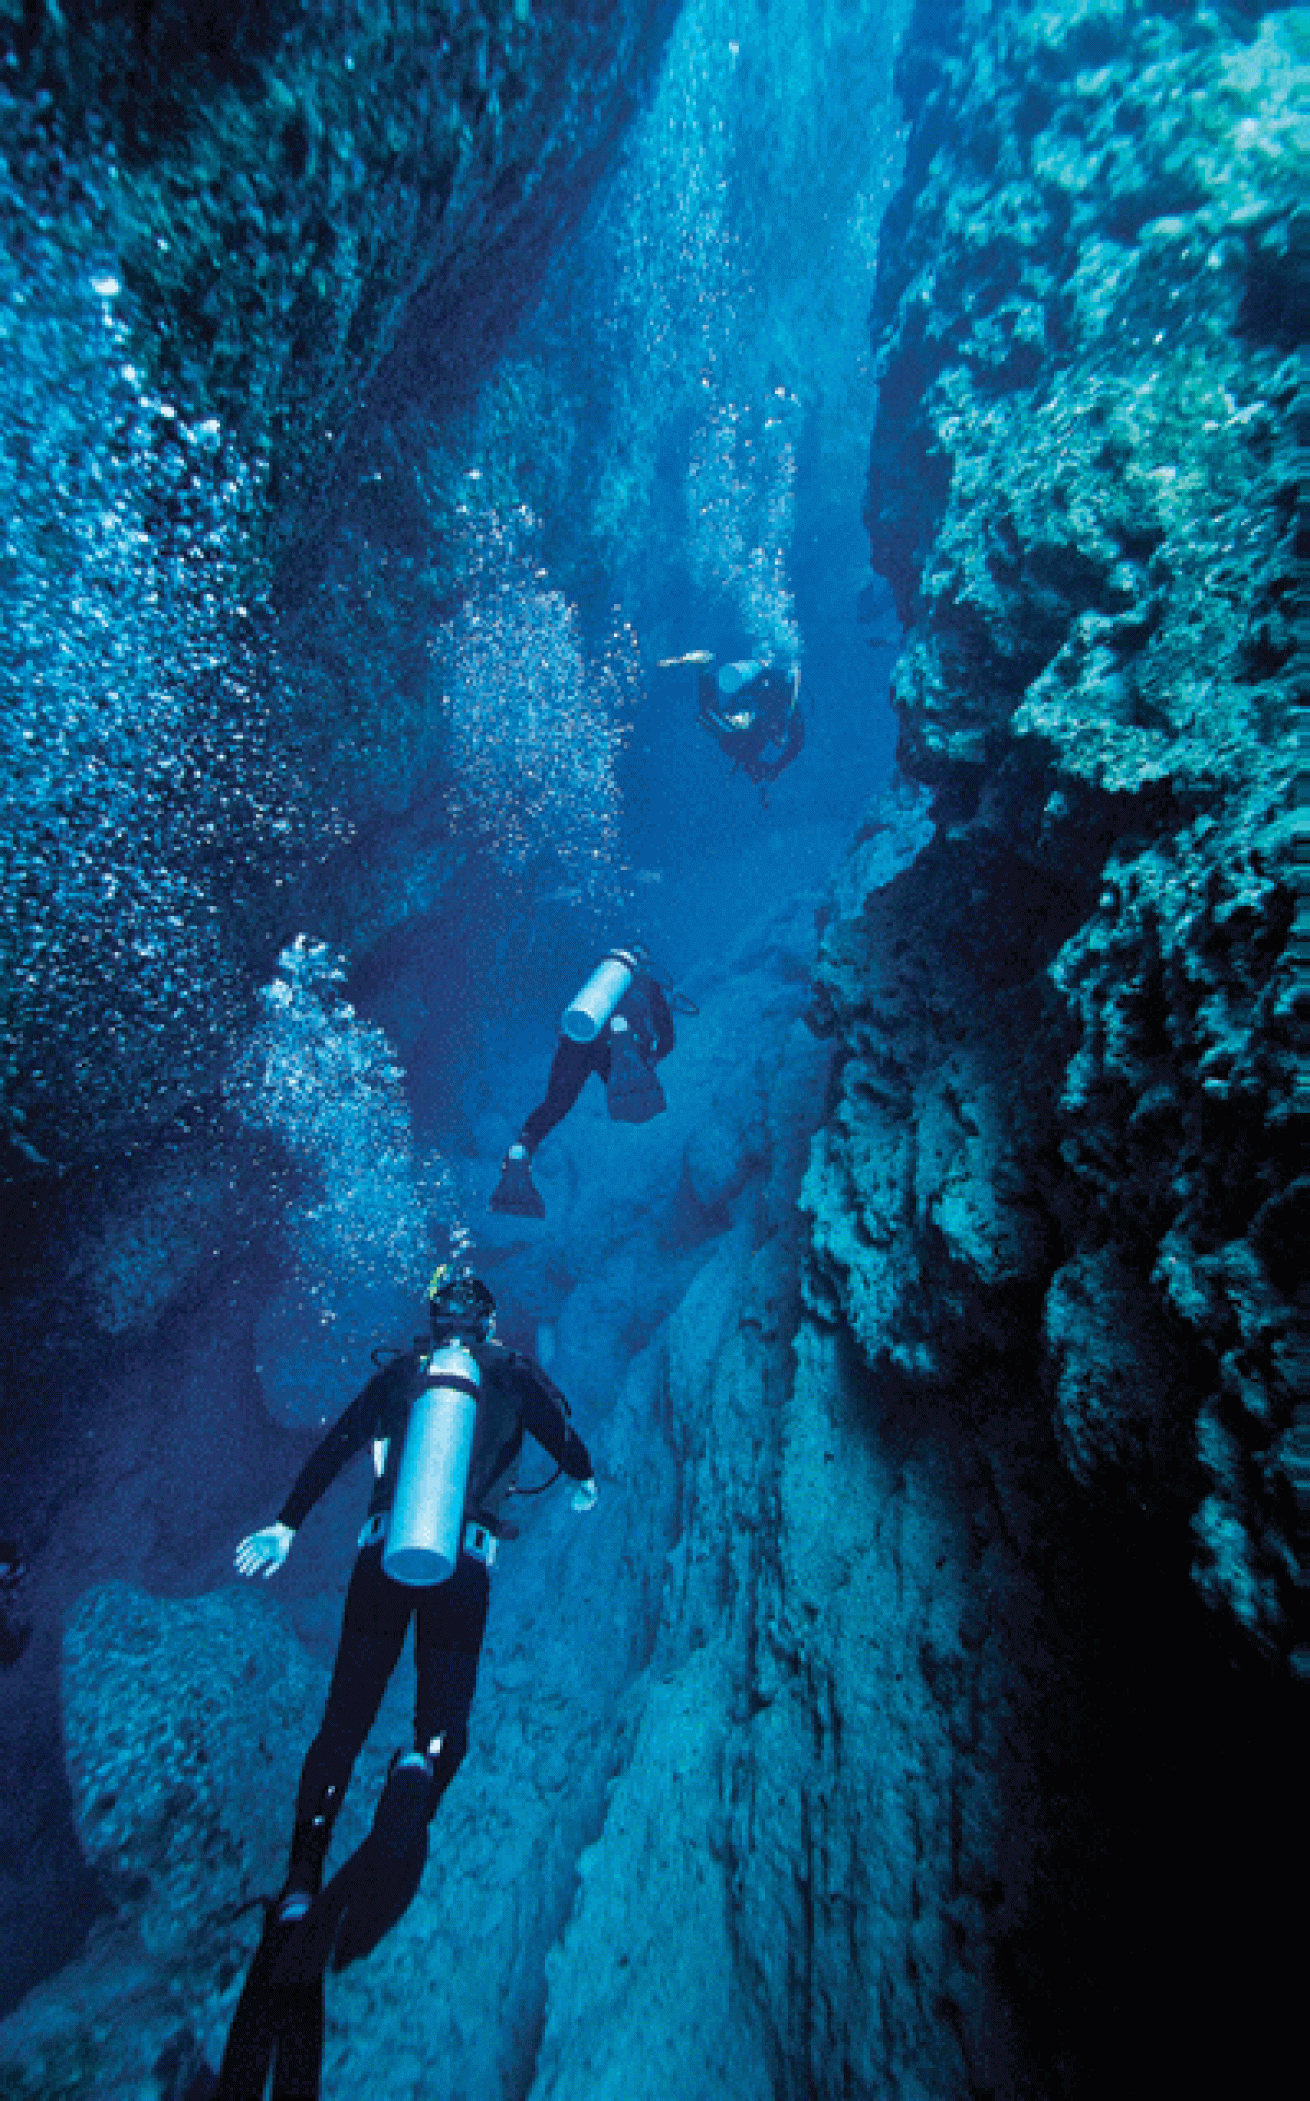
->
[820,0,1303,1667]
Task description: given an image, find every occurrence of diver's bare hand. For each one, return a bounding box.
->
[235,1522,294,1579]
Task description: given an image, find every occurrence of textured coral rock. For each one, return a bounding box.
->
[803,810,1081,1381]
[7,0,683,561]
[830,0,1305,1664]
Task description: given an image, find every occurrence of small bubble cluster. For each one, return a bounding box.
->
[440,507,630,902]
[225,936,457,1326]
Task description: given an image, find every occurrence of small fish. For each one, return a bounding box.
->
[630,869,665,887]
[541,885,584,906]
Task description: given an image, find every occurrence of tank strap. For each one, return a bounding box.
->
[357,1510,498,1567]
[422,1370,480,1401]
[462,1522,498,1568]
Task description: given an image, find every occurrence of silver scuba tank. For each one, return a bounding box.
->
[382,1343,481,1586]
[717,659,763,697]
[561,948,640,1044]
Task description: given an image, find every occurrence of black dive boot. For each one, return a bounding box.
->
[215,1792,339,2101]
[490,1145,545,1218]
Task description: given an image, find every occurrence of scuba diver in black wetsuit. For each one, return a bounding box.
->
[0,1539,30,1669]
[661,649,805,793]
[216,1269,596,2100]
[490,943,688,1221]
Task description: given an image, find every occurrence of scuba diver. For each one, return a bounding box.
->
[661,648,805,792]
[0,1539,30,1669]
[217,1268,596,2100]
[490,942,690,1221]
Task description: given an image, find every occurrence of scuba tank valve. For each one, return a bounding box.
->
[383,1343,481,1586]
[562,949,641,1043]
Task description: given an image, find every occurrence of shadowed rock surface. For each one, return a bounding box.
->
[842,0,1303,1663]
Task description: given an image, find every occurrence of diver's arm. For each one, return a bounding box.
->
[275,1360,403,1533]
[235,1522,294,1579]
[648,979,677,1063]
[518,1362,594,1484]
[657,650,717,720]
[236,1375,385,1574]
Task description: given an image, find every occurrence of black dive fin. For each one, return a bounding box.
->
[606,1034,666,1124]
[216,1912,324,2101]
[489,1152,546,1218]
[274,1755,433,1986]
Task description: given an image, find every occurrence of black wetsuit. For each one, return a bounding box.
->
[520,970,676,1155]
[697,664,805,784]
[284,1340,591,1820]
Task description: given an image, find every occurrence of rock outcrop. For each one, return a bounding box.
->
[11,0,683,562]
[0,0,681,1184]
[818,0,1303,1666]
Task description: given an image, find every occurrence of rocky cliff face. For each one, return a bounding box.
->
[813,0,1302,1670]
[9,0,681,561]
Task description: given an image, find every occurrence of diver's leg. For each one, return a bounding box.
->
[216,1562,410,2099]
[274,1560,490,1981]
[282,1546,412,1910]
[519,1036,600,1155]
[493,1038,600,1215]
[414,1550,492,1802]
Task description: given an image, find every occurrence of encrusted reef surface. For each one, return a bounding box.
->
[816,0,1304,1668]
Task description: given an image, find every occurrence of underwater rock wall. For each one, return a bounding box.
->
[818,0,1303,1666]
[7,0,683,563]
